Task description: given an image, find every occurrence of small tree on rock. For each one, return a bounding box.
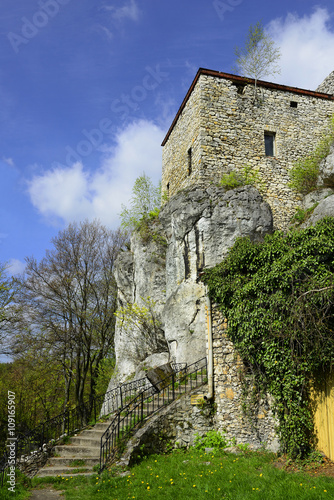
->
[234,21,281,101]
[120,173,161,233]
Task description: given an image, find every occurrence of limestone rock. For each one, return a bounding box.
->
[303,188,334,210]
[302,194,334,227]
[159,184,273,364]
[109,184,273,386]
[318,143,334,187]
[316,71,334,94]
[112,220,168,385]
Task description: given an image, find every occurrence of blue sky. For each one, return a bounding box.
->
[1,0,334,273]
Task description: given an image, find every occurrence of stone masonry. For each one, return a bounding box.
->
[162,69,334,229]
[211,305,279,451]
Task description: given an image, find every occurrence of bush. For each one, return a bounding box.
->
[194,430,228,451]
[219,165,263,191]
[289,115,334,194]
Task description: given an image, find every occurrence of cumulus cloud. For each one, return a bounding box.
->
[27,120,164,228]
[104,0,140,22]
[8,259,26,276]
[267,7,334,89]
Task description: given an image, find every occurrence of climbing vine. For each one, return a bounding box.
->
[203,217,334,457]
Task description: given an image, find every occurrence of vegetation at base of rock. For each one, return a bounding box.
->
[26,448,334,500]
[115,296,168,360]
[289,116,334,194]
[219,164,263,191]
[290,204,319,227]
[203,217,334,458]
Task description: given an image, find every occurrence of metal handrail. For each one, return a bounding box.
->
[100,357,207,471]
[0,371,162,486]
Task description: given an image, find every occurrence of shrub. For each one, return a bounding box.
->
[194,430,228,451]
[289,115,334,194]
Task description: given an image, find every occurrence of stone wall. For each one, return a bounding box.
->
[119,386,215,465]
[162,71,334,229]
[211,305,279,452]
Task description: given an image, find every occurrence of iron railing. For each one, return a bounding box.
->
[100,357,207,471]
[0,372,161,486]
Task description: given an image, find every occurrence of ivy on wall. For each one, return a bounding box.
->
[203,217,334,457]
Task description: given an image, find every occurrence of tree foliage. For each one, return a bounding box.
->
[12,220,127,412]
[234,21,281,99]
[203,217,334,457]
[120,173,161,233]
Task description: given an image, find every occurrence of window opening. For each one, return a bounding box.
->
[264,132,275,157]
[187,148,192,176]
[290,101,298,108]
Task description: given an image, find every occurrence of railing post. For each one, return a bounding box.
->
[141,392,144,422]
[120,385,123,409]
[172,373,175,401]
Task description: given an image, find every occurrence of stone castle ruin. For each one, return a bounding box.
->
[105,68,334,452]
[162,68,334,229]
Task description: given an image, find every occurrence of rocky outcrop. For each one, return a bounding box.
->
[159,185,273,364]
[318,143,334,187]
[109,184,273,385]
[302,194,334,227]
[316,71,334,95]
[109,219,168,386]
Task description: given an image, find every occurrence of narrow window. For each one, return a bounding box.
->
[187,148,192,176]
[290,101,298,108]
[264,132,275,157]
[166,183,170,197]
[236,84,246,95]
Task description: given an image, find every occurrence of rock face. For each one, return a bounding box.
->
[109,184,273,385]
[316,71,334,94]
[318,143,334,187]
[159,185,273,364]
[302,194,334,227]
[110,219,168,386]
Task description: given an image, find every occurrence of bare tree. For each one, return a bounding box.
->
[13,220,127,412]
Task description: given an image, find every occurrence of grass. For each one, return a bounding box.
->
[6,448,333,500]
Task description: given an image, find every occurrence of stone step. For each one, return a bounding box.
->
[36,466,96,478]
[48,456,99,467]
[53,444,100,457]
[70,436,101,447]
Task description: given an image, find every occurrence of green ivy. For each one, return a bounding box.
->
[203,217,334,458]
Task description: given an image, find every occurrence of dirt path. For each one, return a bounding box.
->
[28,488,65,499]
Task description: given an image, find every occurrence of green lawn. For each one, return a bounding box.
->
[1,449,334,499]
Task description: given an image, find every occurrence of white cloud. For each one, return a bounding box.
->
[27,120,164,228]
[267,8,334,90]
[2,157,14,167]
[104,0,140,22]
[8,259,26,276]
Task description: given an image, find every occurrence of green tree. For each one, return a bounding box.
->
[120,173,161,232]
[234,21,281,100]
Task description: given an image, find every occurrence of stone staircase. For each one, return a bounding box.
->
[35,418,114,478]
